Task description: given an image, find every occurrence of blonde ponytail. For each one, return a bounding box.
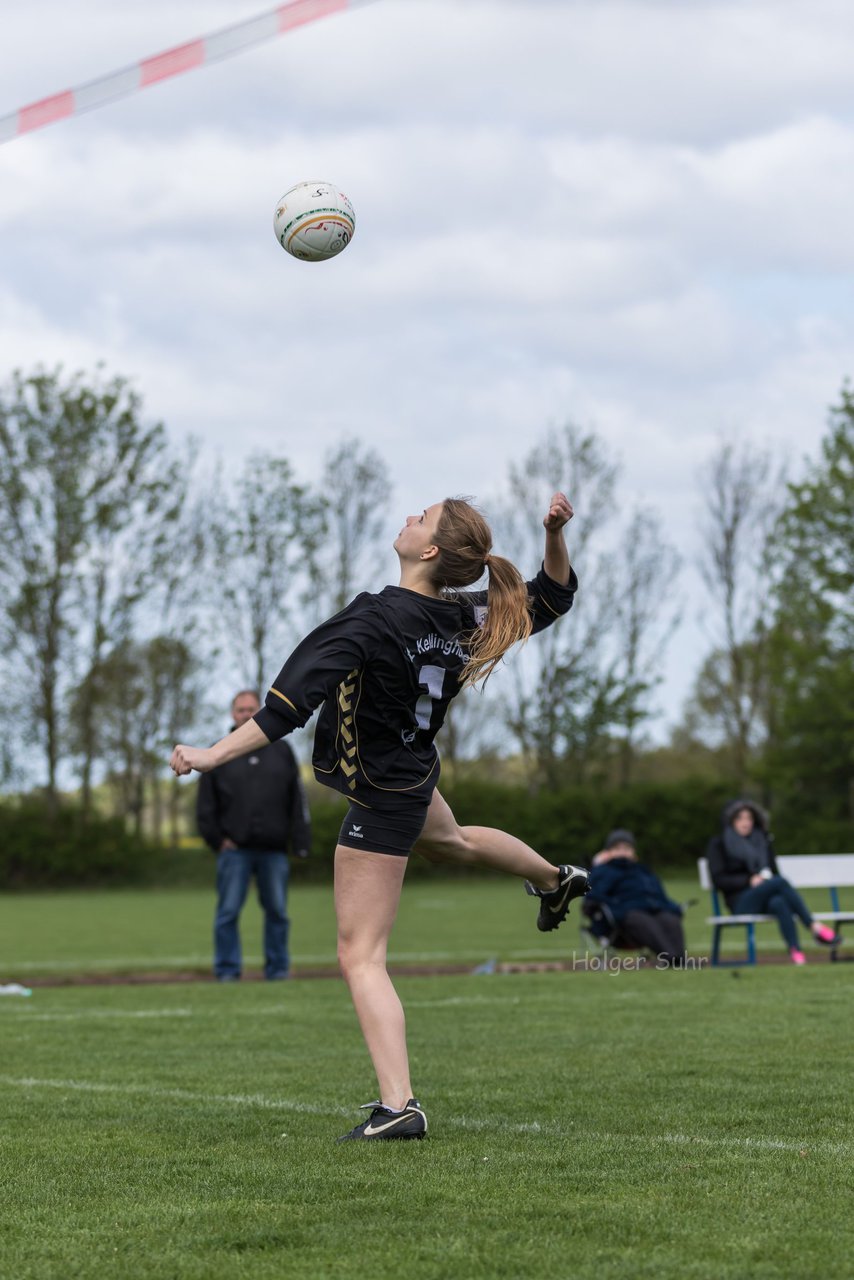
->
[462,553,532,688]
[431,498,532,688]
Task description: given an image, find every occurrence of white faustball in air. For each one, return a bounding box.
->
[273,181,355,262]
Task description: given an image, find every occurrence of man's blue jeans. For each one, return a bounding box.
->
[214,849,290,980]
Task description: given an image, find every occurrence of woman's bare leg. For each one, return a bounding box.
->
[334,845,411,1110]
[413,788,560,891]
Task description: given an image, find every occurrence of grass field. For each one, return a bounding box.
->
[3,872,852,979]
[2,877,853,1279]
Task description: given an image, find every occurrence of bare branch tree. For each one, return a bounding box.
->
[492,422,622,785]
[313,438,393,614]
[0,366,187,809]
[210,455,325,693]
[611,507,682,785]
[693,437,785,781]
[72,637,203,839]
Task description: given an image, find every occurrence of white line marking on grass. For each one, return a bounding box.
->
[2,1009,194,1022]
[405,996,522,1008]
[657,1132,851,1154]
[0,1076,349,1117]
[1,1075,849,1154]
[452,1118,851,1154]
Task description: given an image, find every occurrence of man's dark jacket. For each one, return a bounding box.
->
[586,859,681,923]
[196,734,311,855]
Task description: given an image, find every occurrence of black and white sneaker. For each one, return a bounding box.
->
[337,1098,428,1142]
[525,863,590,932]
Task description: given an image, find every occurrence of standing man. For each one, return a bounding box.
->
[197,690,311,981]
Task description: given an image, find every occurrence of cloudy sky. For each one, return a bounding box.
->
[2,0,853,733]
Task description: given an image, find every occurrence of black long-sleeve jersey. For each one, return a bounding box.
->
[253,564,577,806]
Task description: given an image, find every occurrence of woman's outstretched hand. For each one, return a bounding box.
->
[171,720,269,776]
[543,492,574,531]
[170,745,216,776]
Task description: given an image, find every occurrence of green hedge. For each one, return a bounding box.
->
[4,777,850,889]
[0,797,166,888]
[303,776,853,874]
[437,776,737,869]
[300,776,740,877]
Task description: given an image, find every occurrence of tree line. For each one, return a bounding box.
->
[0,366,851,853]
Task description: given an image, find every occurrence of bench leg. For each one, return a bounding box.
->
[710,924,759,967]
[711,926,721,967]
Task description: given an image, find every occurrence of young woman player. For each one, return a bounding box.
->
[170,492,588,1141]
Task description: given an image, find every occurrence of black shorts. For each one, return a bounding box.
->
[337,796,430,857]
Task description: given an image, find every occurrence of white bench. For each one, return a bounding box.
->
[698,854,854,966]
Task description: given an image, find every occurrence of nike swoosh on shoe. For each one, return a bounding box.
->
[529,865,590,932]
[363,1114,418,1137]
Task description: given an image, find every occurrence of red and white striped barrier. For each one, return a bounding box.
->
[0,0,378,145]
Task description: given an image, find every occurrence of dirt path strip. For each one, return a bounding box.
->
[20,960,577,987]
[12,954,810,988]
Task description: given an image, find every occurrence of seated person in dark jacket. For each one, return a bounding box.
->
[706,799,841,965]
[584,829,686,966]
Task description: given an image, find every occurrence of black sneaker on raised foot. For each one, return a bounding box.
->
[525,863,590,932]
[337,1098,428,1142]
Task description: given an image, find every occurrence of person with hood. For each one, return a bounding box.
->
[706,799,842,964]
[584,829,687,966]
